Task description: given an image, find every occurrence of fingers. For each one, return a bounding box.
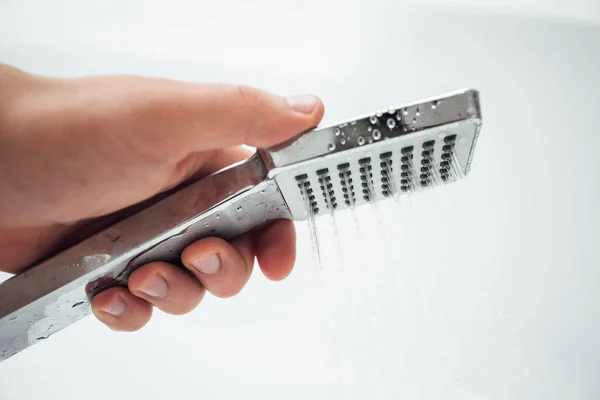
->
[91,218,295,332]
[91,260,207,332]
[181,236,254,298]
[127,262,205,315]
[91,287,153,331]
[253,219,297,281]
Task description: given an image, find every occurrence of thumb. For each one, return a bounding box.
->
[181,84,325,149]
[101,78,326,156]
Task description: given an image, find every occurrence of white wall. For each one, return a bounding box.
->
[1,1,599,399]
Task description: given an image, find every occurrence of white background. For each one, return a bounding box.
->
[1,1,600,399]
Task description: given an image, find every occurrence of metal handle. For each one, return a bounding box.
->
[0,152,291,362]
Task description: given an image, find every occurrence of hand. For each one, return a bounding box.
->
[0,65,324,331]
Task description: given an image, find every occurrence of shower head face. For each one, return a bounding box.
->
[259,89,482,220]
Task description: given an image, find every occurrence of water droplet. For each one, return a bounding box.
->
[367,126,373,132]
[402,108,409,116]
[340,138,347,145]
[16,341,20,345]
[72,301,84,308]
[8,316,18,321]
[334,128,341,136]
[215,213,220,219]
[357,136,365,145]
[396,113,402,121]
[387,119,396,129]
[328,143,336,152]
[204,222,210,228]
[260,189,266,194]
[388,107,395,114]
[372,129,381,140]
[367,137,373,144]
[431,102,437,110]
[412,118,417,124]
[351,120,357,125]
[236,206,242,211]
[369,116,377,124]
[415,108,421,116]
[376,111,383,117]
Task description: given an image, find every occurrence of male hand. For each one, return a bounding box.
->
[0,65,324,331]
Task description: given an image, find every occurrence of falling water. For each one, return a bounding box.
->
[297,131,469,398]
[451,151,465,180]
[429,155,444,186]
[301,182,322,270]
[322,179,344,264]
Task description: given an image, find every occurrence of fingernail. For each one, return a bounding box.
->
[286,94,319,114]
[138,275,168,298]
[190,253,221,275]
[101,297,126,316]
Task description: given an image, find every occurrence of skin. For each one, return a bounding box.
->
[0,64,325,331]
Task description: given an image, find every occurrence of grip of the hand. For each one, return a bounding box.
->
[0,153,290,361]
